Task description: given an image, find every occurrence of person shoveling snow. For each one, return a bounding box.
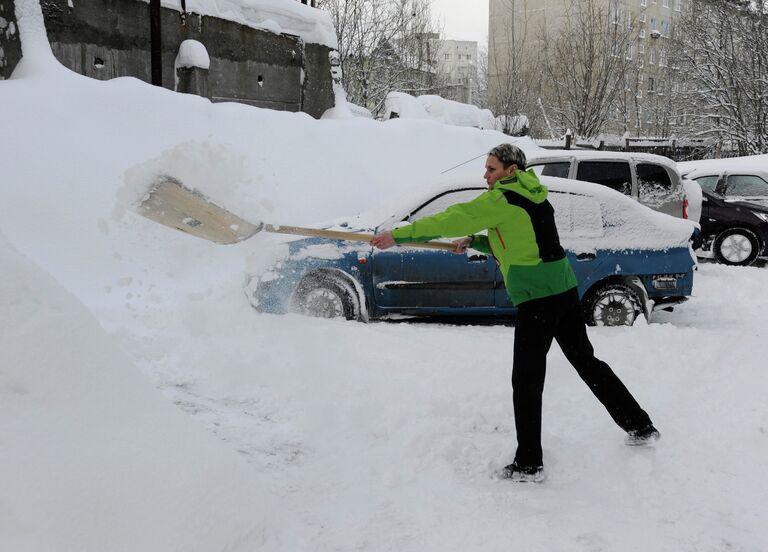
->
[371,144,661,482]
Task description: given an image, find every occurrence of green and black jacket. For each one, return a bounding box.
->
[391,169,578,306]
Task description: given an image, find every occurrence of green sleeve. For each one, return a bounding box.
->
[391,191,507,244]
[468,234,492,255]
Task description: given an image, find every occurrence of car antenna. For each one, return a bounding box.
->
[440,152,487,175]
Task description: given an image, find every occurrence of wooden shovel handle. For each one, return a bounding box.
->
[263,224,457,251]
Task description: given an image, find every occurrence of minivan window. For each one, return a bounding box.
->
[576,161,632,196]
[531,162,570,178]
[637,163,673,200]
[725,174,768,197]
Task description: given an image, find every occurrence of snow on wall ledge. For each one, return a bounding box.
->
[155,0,338,49]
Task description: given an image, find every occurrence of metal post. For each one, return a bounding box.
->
[150,0,162,86]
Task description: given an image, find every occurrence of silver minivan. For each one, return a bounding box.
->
[528,150,690,220]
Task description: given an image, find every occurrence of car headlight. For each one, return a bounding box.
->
[753,212,768,223]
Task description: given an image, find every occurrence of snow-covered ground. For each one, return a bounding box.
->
[2,3,768,550]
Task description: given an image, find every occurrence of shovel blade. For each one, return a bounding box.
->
[137,177,261,245]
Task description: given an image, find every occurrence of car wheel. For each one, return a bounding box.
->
[292,273,359,320]
[713,227,760,266]
[583,283,643,327]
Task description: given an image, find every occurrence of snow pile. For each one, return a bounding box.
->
[160,0,338,48]
[0,232,278,551]
[175,39,211,69]
[416,94,496,130]
[495,114,529,135]
[383,91,496,129]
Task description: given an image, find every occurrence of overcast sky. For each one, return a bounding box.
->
[431,0,489,47]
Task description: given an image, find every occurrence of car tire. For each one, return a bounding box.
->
[292,272,359,320]
[583,283,644,327]
[713,227,760,266]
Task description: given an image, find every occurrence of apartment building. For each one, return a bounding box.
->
[433,39,480,104]
[488,0,684,137]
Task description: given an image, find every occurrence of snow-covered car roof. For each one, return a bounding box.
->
[678,154,768,179]
[528,149,680,171]
[355,173,697,252]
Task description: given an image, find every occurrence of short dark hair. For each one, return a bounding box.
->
[488,143,527,170]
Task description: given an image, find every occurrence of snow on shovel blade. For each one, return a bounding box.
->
[137,177,262,245]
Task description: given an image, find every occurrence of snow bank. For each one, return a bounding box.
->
[383,91,496,129]
[0,231,277,551]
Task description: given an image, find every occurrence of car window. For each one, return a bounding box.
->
[530,162,570,178]
[694,175,719,193]
[575,161,632,196]
[637,163,673,200]
[725,174,768,197]
[549,191,603,238]
[407,189,484,222]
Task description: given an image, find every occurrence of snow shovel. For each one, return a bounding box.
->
[137,176,457,250]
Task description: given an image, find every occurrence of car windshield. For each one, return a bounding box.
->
[407,188,484,222]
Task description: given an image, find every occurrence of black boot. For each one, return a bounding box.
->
[625,424,661,446]
[501,461,545,483]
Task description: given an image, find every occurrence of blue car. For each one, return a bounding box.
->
[247,176,698,326]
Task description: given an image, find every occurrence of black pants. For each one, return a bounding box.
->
[512,287,652,468]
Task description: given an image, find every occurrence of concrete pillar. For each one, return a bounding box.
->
[176,65,209,98]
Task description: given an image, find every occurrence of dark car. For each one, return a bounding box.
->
[247,176,697,327]
[682,170,768,266]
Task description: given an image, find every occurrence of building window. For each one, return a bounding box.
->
[663,0,669,7]
[649,47,655,64]
[675,0,682,11]
[445,54,451,60]
[648,77,655,92]
[641,0,647,5]
[639,28,646,38]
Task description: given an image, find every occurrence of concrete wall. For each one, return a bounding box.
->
[0,0,22,79]
[22,0,334,117]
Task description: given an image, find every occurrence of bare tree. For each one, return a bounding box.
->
[487,0,541,136]
[537,0,637,139]
[473,45,489,110]
[673,0,768,155]
[317,0,442,116]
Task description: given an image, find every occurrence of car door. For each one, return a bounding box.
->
[371,188,497,311]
